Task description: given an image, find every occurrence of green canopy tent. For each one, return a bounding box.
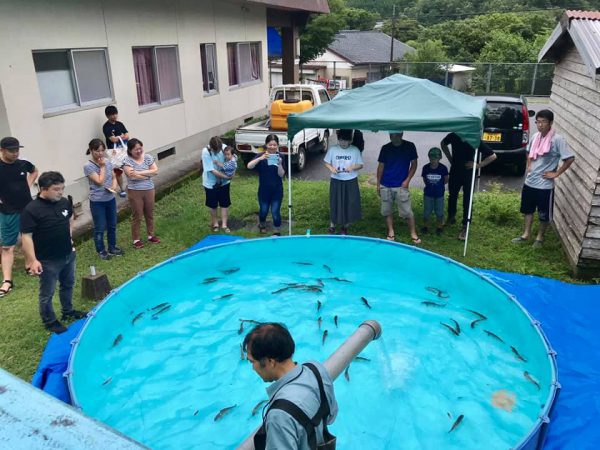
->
[286,74,487,255]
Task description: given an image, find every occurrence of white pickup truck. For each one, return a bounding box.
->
[235,84,332,172]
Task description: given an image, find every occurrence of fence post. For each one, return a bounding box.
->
[486,64,492,93]
[530,63,538,96]
[444,64,449,87]
[333,61,337,82]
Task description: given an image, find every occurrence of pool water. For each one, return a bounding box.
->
[69,236,557,449]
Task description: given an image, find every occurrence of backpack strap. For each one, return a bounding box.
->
[303,363,330,423]
[268,398,317,450]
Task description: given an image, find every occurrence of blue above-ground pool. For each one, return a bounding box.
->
[68,236,559,449]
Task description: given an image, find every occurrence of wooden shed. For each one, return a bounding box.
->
[538,10,600,278]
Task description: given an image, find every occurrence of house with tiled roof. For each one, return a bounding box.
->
[538,10,600,277]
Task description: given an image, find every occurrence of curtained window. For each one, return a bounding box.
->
[227,42,261,87]
[132,46,182,107]
[200,43,218,93]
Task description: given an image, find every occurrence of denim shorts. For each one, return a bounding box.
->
[423,195,444,220]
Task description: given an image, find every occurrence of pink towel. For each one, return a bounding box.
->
[529,129,554,160]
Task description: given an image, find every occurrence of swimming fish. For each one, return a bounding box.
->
[112,334,123,348]
[193,410,199,416]
[131,312,144,325]
[426,286,450,299]
[470,318,486,329]
[293,261,313,266]
[344,366,350,382]
[511,346,527,362]
[440,322,459,336]
[361,297,372,309]
[102,377,112,386]
[240,319,261,325]
[213,293,234,301]
[150,302,169,311]
[447,412,452,419]
[326,277,351,283]
[240,344,245,361]
[214,404,237,421]
[483,330,505,343]
[316,278,325,287]
[323,264,332,273]
[202,277,221,285]
[354,356,371,362]
[448,414,464,433]
[317,316,322,330]
[271,287,290,294]
[238,321,244,335]
[464,309,487,320]
[151,304,171,319]
[421,301,446,308]
[317,301,322,312]
[334,315,339,328]
[252,400,269,416]
[450,319,461,335]
[220,267,240,275]
[322,330,328,346]
[524,371,541,390]
[302,285,323,293]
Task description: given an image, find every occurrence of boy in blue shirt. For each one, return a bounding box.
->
[421,147,449,235]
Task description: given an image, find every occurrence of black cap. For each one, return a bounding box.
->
[0,137,23,150]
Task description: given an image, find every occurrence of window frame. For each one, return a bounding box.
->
[33,48,114,116]
[227,41,262,88]
[200,43,219,95]
[132,45,183,109]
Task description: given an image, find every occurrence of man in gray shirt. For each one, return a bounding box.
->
[512,109,574,248]
[243,323,338,450]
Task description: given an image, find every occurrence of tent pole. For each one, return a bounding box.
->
[463,147,479,257]
[287,137,293,236]
[476,150,482,193]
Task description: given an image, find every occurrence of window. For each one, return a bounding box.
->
[227,42,261,87]
[132,46,182,107]
[318,90,330,104]
[33,49,113,113]
[200,44,218,93]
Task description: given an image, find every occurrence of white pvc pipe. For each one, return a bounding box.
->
[463,147,479,257]
[237,320,382,450]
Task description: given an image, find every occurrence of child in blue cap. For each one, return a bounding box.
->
[421,147,449,235]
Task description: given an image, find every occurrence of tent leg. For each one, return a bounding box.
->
[287,143,293,236]
[463,148,479,257]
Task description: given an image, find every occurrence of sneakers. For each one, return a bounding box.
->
[98,251,111,260]
[511,236,528,244]
[133,240,144,249]
[45,320,67,334]
[532,240,544,249]
[458,228,467,241]
[62,310,87,320]
[148,235,161,244]
[119,191,127,198]
[108,246,124,256]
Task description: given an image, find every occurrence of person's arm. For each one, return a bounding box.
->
[109,134,119,144]
[402,159,418,188]
[138,162,158,177]
[441,138,453,165]
[346,149,364,172]
[21,233,42,275]
[123,165,145,180]
[246,152,268,170]
[86,162,107,186]
[476,153,497,169]
[277,157,285,178]
[544,156,574,179]
[376,162,384,196]
[444,174,449,185]
[27,166,39,188]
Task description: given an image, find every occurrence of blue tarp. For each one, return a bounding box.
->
[267,27,282,58]
[32,236,600,448]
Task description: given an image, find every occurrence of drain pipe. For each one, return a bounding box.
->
[237,320,382,450]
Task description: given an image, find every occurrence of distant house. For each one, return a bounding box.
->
[538,10,600,277]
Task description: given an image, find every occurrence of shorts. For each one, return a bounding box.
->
[0,212,20,246]
[380,186,413,219]
[423,195,444,220]
[205,183,231,209]
[520,184,553,222]
[113,167,123,176]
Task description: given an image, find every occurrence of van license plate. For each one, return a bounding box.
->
[483,132,501,142]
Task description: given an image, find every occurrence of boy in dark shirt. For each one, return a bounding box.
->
[421,147,449,235]
[102,105,129,197]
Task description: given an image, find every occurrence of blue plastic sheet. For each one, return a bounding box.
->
[32,236,600,448]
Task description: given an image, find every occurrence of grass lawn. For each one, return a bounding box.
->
[0,166,579,381]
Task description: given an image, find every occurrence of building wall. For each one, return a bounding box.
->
[549,46,600,275]
[0,0,270,203]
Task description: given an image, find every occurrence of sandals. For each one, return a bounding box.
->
[211,224,219,232]
[411,237,422,245]
[259,225,267,234]
[327,226,336,235]
[0,280,13,298]
[386,235,395,241]
[222,227,231,233]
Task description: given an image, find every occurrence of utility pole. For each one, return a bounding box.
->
[390,4,396,63]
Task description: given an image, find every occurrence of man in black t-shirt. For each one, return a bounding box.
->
[21,172,86,334]
[102,105,129,197]
[440,133,497,240]
[0,137,38,298]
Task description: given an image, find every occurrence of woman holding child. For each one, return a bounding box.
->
[202,136,234,232]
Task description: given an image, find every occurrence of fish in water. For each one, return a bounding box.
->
[193,410,199,416]
[252,400,269,416]
[334,315,339,328]
[214,405,237,421]
[238,321,244,335]
[102,377,112,386]
[464,309,487,320]
[344,366,350,381]
[220,267,240,275]
[447,412,452,419]
[271,287,290,294]
[524,371,541,390]
[354,356,371,362]
[470,318,486,329]
[151,304,171,319]
[112,334,123,348]
[240,344,245,361]
[322,330,328,346]
[316,278,325,287]
[302,285,323,293]
[361,297,372,309]
[426,286,449,299]
[323,264,332,273]
[317,300,322,312]
[213,293,234,301]
[317,316,322,330]
[440,322,459,336]
[240,319,261,325]
[511,346,527,362]
[450,319,461,334]
[326,277,351,283]
[421,301,446,308]
[293,261,313,266]
[202,277,220,285]
[483,330,505,343]
[150,302,169,311]
[131,312,144,325]
[448,414,464,433]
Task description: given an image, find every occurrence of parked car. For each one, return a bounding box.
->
[478,95,535,175]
